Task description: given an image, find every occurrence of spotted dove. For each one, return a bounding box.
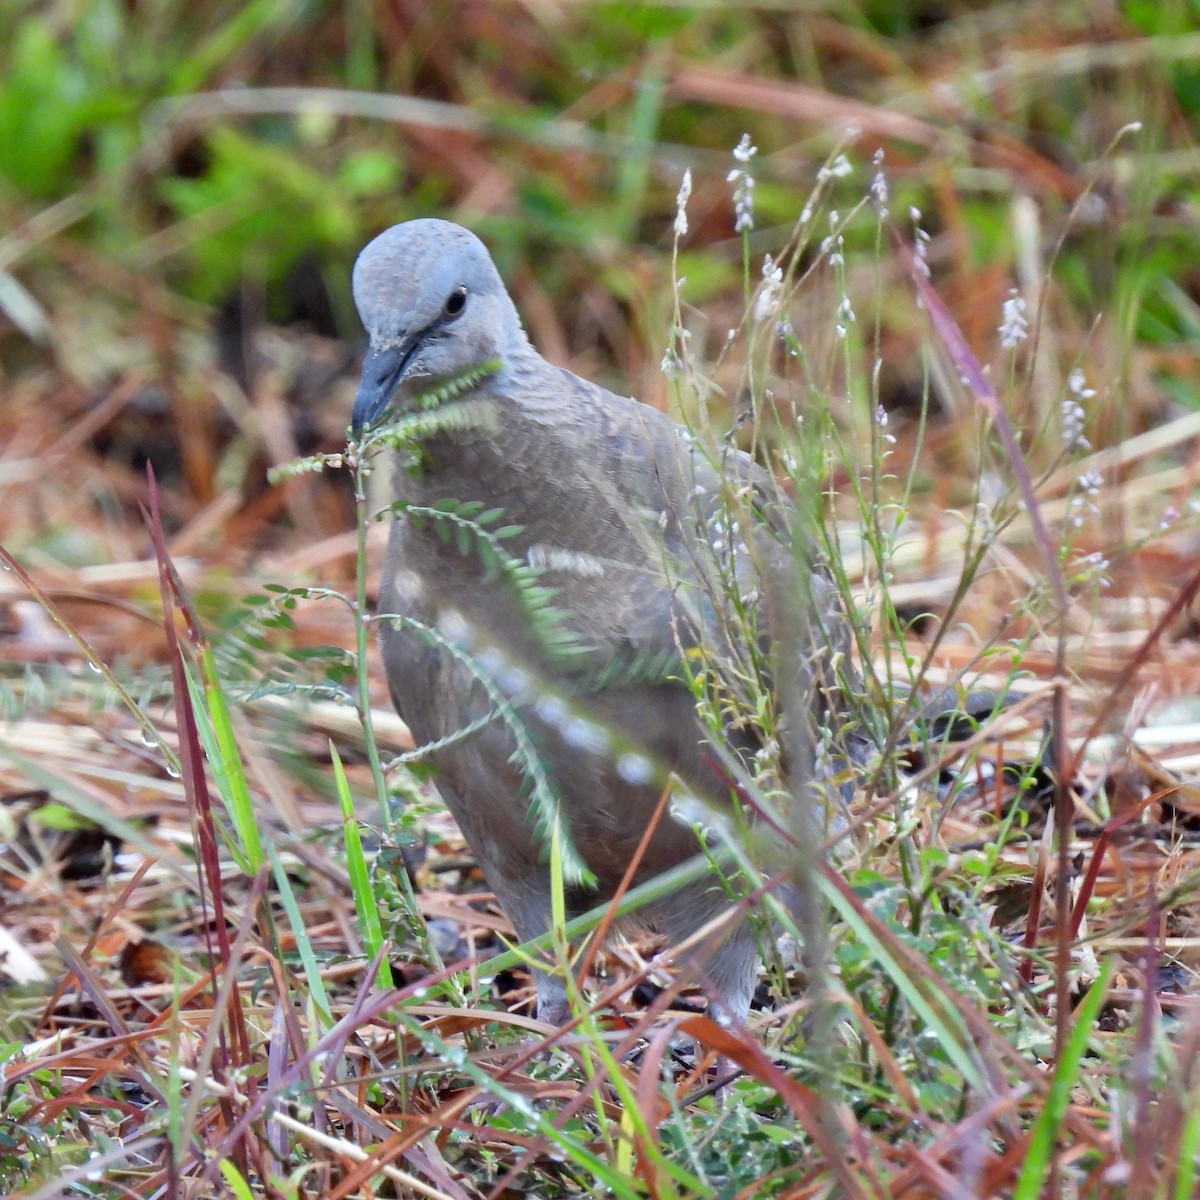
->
[350,219,851,1024]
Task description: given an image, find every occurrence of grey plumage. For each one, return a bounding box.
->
[350,218,850,1024]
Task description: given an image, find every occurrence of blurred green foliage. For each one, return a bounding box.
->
[0,0,1199,401]
[3,6,1200,1193]
[0,21,124,198]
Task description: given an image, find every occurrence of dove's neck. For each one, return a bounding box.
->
[500,346,563,416]
[389,347,567,504]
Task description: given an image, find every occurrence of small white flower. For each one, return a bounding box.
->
[998,290,1028,348]
[1068,367,1097,399]
[733,182,756,232]
[817,153,852,181]
[754,254,785,322]
[732,133,758,163]
[673,168,692,239]
[728,137,759,231]
[1070,364,1099,451]
[834,293,855,339]
[660,345,682,378]
[821,234,845,268]
[754,736,780,766]
[911,215,932,277]
[1076,551,1111,587]
[1068,468,1103,525]
[1062,397,1090,451]
[870,153,889,214]
[874,405,895,444]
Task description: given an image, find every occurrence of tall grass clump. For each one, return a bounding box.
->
[4,136,1200,1196]
[228,146,1200,1194]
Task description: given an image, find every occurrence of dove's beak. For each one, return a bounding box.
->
[351,341,416,434]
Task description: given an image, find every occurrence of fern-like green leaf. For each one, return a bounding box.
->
[377,610,595,887]
[388,500,593,672]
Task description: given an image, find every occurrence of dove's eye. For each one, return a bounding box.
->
[444,286,468,318]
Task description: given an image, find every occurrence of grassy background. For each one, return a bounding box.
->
[3,1,1200,1196]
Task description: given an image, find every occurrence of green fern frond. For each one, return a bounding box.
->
[266,452,346,485]
[0,661,173,722]
[416,361,502,410]
[370,398,501,452]
[376,609,595,888]
[389,708,497,763]
[349,361,503,450]
[584,645,683,692]
[388,500,592,670]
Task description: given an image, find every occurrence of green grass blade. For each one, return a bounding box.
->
[821,870,984,1089]
[217,1159,257,1200]
[1173,1093,1200,1200]
[268,843,333,1022]
[192,648,264,872]
[330,740,393,989]
[1013,958,1115,1199]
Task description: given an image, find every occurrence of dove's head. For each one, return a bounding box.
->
[350,219,527,432]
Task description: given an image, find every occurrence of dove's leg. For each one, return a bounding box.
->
[482,863,575,1025]
[651,874,760,1023]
